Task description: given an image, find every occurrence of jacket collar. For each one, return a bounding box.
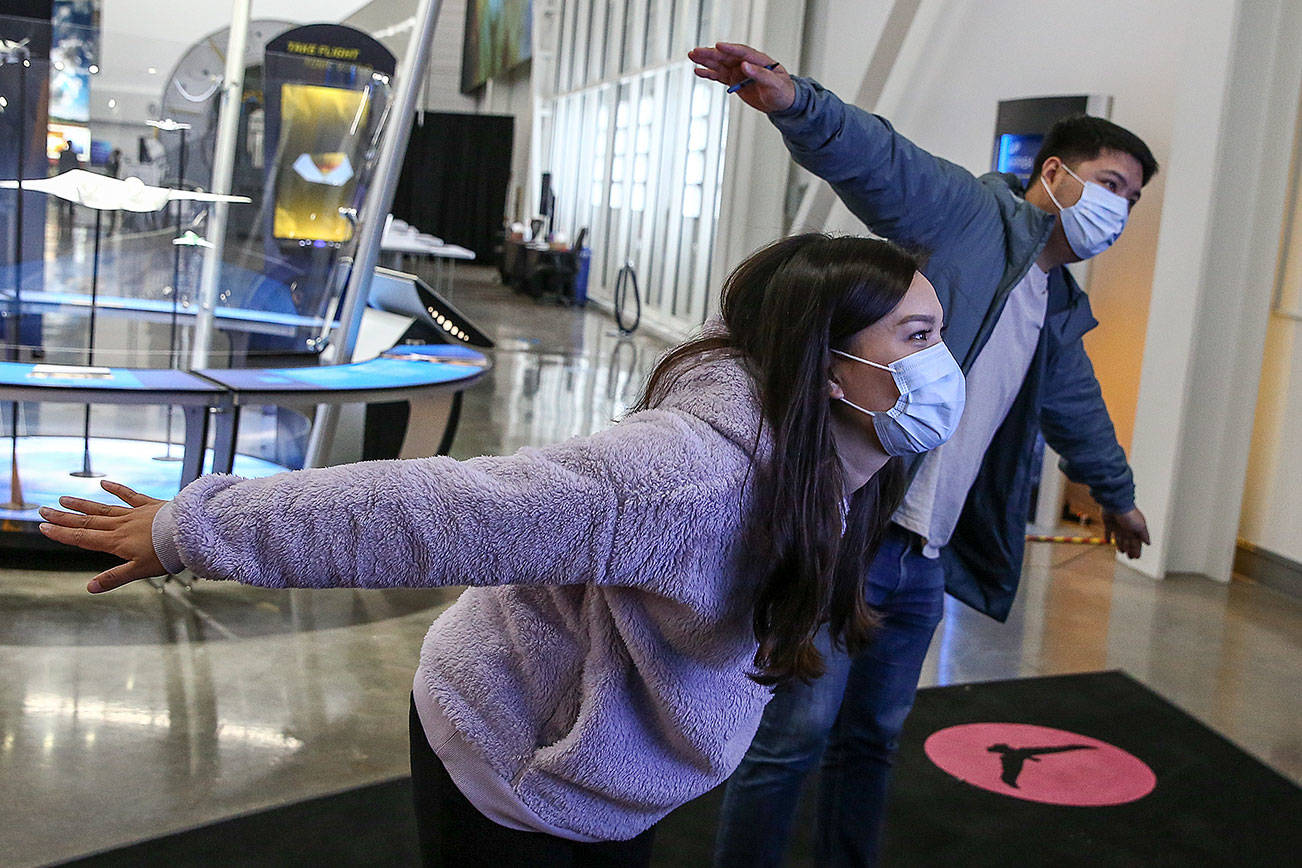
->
[982,171,1057,266]
[981,171,1089,315]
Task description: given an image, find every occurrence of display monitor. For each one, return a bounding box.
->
[995,133,1044,183]
[272,83,370,243]
[46,121,89,162]
[990,95,1111,186]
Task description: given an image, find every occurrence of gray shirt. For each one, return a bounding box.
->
[894,265,1050,556]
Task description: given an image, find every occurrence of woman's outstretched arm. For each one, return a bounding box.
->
[41,408,740,594]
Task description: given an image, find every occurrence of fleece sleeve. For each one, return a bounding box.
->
[151,501,185,575]
[162,410,733,591]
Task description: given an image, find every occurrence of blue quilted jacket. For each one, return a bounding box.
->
[770,77,1137,620]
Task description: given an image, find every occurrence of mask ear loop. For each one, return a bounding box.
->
[830,347,893,372]
[837,396,882,417]
[830,349,894,418]
[1040,174,1065,211]
[1060,162,1091,187]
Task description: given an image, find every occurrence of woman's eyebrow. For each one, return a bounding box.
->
[895,313,936,327]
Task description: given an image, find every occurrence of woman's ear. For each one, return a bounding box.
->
[827,369,846,401]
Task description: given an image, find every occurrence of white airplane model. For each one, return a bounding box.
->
[1,37,31,60]
[0,169,251,212]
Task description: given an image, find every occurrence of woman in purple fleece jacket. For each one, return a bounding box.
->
[40,234,961,867]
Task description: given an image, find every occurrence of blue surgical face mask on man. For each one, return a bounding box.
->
[1040,162,1130,259]
[831,341,966,456]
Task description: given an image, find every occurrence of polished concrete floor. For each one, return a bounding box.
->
[1,264,1299,866]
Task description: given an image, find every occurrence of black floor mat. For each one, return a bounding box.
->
[878,670,1302,866]
[60,672,1301,867]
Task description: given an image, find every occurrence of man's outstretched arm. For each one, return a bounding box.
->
[1039,335,1150,559]
[690,41,995,251]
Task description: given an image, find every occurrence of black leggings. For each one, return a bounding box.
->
[408,696,656,867]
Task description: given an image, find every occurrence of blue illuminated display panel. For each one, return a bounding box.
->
[996,133,1044,186]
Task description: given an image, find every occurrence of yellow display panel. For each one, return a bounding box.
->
[273,84,370,242]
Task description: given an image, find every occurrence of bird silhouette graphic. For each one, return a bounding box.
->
[987,743,1097,788]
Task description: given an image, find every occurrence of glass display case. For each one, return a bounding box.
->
[0,9,487,539]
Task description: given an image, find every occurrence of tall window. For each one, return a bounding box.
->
[541,0,730,334]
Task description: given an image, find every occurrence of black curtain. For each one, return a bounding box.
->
[391,113,513,262]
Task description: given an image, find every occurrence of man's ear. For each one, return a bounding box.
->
[1038,155,1064,187]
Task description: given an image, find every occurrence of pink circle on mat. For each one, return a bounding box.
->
[924,723,1156,806]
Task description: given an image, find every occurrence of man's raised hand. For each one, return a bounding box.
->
[688,42,796,114]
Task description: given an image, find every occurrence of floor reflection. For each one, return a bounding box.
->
[0,575,460,646]
[443,277,669,460]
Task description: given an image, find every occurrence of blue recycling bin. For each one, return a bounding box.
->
[573,247,592,306]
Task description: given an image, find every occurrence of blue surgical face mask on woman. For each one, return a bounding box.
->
[831,341,966,456]
[1040,162,1129,259]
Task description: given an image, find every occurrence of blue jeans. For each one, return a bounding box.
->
[713,524,946,868]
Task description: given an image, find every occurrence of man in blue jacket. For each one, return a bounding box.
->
[691,42,1155,866]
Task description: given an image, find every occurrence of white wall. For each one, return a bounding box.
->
[796,0,895,98]
[479,59,533,224]
[1241,315,1302,564]
[82,118,147,162]
[1127,0,1302,582]
[346,0,532,222]
[1240,103,1302,564]
[92,1,367,121]
[84,0,528,249]
[344,0,479,114]
[708,0,808,309]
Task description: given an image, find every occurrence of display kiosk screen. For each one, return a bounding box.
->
[272,83,370,243]
[46,121,90,162]
[995,133,1044,185]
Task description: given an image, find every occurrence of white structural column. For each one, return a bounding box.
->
[326,0,445,366]
[526,0,557,222]
[706,0,806,316]
[302,0,445,468]
[788,0,925,234]
[1128,0,1302,581]
[806,0,950,239]
[190,0,253,370]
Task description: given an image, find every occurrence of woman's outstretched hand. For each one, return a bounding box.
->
[688,42,796,114]
[38,480,169,593]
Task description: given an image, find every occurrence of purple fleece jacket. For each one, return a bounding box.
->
[153,356,777,841]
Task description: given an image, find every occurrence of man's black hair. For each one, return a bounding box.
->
[1029,114,1159,186]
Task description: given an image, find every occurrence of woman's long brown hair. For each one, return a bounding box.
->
[635,234,916,686]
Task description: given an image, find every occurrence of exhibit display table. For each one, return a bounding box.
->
[0,347,489,538]
[379,235,476,295]
[196,345,489,471]
[0,362,229,490]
